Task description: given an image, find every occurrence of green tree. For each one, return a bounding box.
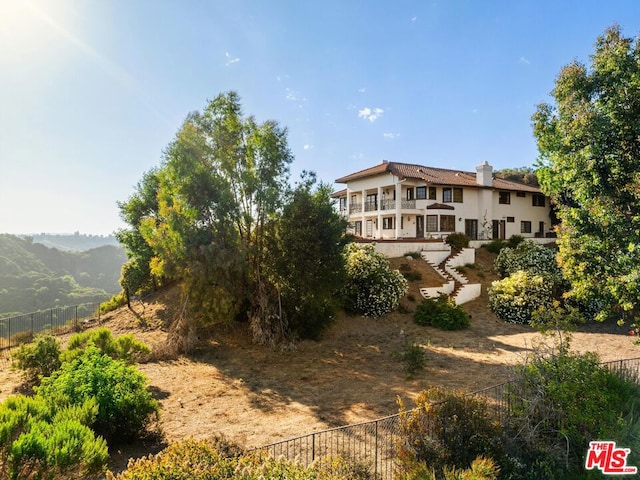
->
[264,174,348,341]
[119,91,293,343]
[532,25,640,324]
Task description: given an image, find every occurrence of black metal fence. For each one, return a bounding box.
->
[0,302,104,351]
[259,356,640,479]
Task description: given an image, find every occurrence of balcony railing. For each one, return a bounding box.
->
[349,203,362,214]
[380,199,396,210]
[401,199,416,209]
[364,201,378,212]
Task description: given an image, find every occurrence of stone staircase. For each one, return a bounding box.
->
[420,245,481,305]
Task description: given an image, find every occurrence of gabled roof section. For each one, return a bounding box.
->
[335,161,542,193]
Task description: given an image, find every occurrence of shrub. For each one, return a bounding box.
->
[0,395,108,479]
[11,334,61,385]
[108,438,376,479]
[62,328,150,364]
[483,239,505,254]
[397,387,503,476]
[505,347,640,479]
[342,244,408,317]
[402,270,423,282]
[405,251,422,260]
[37,345,159,444]
[494,241,561,282]
[401,341,426,376]
[414,295,470,330]
[100,292,127,315]
[488,270,554,324]
[446,232,470,251]
[506,234,525,248]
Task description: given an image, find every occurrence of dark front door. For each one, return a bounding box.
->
[492,220,506,239]
[416,216,424,238]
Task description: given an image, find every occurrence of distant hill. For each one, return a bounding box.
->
[28,233,120,252]
[0,234,126,317]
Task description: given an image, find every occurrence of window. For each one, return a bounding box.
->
[516,191,526,198]
[354,221,362,236]
[426,215,438,232]
[440,215,456,232]
[406,188,414,200]
[383,217,394,230]
[428,186,437,200]
[506,216,515,223]
[365,193,378,211]
[416,186,426,200]
[521,221,532,234]
[499,191,511,204]
[532,194,546,207]
[339,197,347,211]
[443,187,463,203]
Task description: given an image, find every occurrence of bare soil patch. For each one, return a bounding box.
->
[1,246,638,474]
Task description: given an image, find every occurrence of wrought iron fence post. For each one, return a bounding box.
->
[31,313,34,337]
[75,305,78,330]
[312,432,315,461]
[374,419,378,477]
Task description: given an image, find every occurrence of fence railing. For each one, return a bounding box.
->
[259,356,640,479]
[0,301,105,351]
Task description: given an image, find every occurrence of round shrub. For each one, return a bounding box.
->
[37,345,159,444]
[414,295,470,330]
[11,334,62,384]
[62,327,151,364]
[494,241,561,282]
[0,395,108,479]
[488,270,553,324]
[342,243,408,317]
[445,232,470,251]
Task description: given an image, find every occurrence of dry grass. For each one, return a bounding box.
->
[1,246,639,474]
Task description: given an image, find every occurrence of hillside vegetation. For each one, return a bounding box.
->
[0,234,126,317]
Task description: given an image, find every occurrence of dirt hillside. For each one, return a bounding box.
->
[1,246,638,473]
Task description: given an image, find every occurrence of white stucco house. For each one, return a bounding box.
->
[333,161,553,241]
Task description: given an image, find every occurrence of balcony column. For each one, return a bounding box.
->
[376,186,383,239]
[361,189,366,236]
[395,182,402,239]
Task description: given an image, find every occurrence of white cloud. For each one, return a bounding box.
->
[358,106,384,122]
[303,144,314,150]
[411,16,417,22]
[358,87,366,93]
[225,52,240,66]
[519,56,530,65]
[383,132,399,139]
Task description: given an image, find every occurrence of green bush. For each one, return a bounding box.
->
[11,335,62,385]
[483,239,505,254]
[0,395,108,479]
[99,292,127,315]
[401,341,426,376]
[62,328,150,364]
[405,251,422,259]
[494,241,562,282]
[414,295,470,330]
[397,387,503,476]
[504,347,640,479]
[446,232,471,251]
[342,244,408,317]
[108,438,375,479]
[37,345,159,444]
[402,270,423,282]
[506,235,525,249]
[488,270,554,324]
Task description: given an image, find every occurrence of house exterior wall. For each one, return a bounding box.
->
[336,165,552,241]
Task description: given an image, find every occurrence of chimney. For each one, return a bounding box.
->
[476,161,493,187]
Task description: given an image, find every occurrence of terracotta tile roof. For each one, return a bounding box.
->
[335,161,542,194]
[426,202,455,210]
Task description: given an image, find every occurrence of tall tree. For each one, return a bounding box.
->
[263,173,348,341]
[119,92,292,334]
[532,25,640,323]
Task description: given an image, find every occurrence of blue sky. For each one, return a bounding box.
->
[1,0,639,235]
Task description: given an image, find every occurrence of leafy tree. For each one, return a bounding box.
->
[119,92,293,338]
[532,25,640,324]
[342,244,408,317]
[494,167,539,187]
[263,174,347,341]
[488,270,554,324]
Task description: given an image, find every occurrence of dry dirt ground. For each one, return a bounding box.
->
[1,247,639,473]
